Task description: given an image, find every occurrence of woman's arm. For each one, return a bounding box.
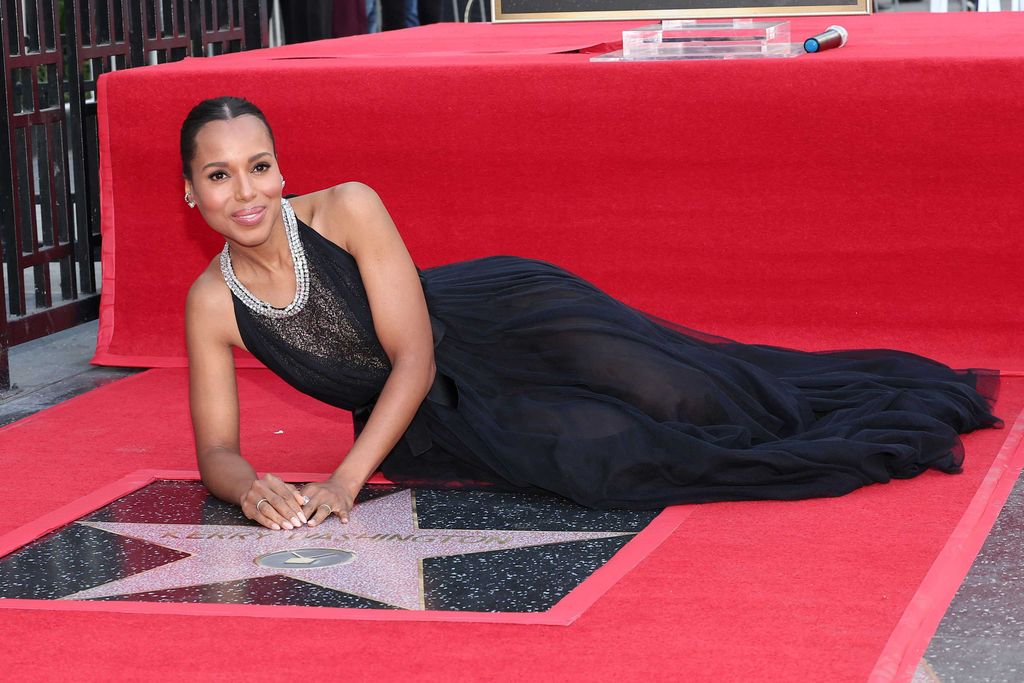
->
[186,269,307,530]
[296,182,436,525]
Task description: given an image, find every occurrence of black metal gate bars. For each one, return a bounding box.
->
[0,1,268,389]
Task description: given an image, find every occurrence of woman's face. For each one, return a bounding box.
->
[185,115,282,248]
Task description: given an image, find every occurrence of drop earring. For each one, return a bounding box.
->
[281,178,286,189]
[184,192,196,209]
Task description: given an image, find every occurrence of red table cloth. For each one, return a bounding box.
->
[95,13,1024,372]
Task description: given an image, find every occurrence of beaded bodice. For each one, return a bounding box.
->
[228,212,392,412]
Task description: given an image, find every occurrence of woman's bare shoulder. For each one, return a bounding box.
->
[288,182,388,250]
[186,257,234,326]
[290,181,381,216]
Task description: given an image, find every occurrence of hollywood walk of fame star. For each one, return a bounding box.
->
[62,489,630,610]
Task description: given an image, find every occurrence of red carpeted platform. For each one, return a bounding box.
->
[1,369,1022,680]
[93,13,1024,372]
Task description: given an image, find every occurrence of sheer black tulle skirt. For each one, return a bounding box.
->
[380,256,1002,509]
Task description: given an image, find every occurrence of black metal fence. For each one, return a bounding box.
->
[0,0,268,389]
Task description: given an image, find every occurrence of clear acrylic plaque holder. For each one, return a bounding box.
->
[590,19,803,62]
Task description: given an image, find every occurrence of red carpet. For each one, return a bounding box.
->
[47,10,1023,678]
[93,13,1024,372]
[1,369,1021,680]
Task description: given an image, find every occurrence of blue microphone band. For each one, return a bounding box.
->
[803,25,848,54]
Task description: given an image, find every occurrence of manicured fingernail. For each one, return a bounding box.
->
[308,520,316,526]
[271,524,280,531]
[282,522,293,530]
[342,518,349,524]
[298,512,307,524]
[291,516,300,527]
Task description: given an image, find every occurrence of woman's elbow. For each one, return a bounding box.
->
[392,350,436,395]
[421,354,437,394]
[427,357,437,389]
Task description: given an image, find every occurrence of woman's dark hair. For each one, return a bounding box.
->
[180,96,275,179]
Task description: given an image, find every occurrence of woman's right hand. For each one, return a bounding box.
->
[240,474,308,530]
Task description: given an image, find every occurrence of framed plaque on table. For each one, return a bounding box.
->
[492,0,871,22]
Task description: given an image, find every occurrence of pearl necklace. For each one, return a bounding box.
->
[219,198,310,319]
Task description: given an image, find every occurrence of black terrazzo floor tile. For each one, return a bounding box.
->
[0,479,658,613]
[423,535,633,612]
[0,524,188,599]
[94,574,399,609]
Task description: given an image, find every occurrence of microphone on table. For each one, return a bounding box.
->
[803,25,848,54]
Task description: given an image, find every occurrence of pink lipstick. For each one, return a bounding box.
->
[232,206,266,226]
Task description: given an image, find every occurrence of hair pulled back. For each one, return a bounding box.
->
[180,96,275,180]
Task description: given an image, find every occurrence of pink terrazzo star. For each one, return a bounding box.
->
[63,489,629,610]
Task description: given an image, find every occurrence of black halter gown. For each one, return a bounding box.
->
[231,209,1002,510]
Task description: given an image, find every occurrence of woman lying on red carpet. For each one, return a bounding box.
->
[182,96,1002,531]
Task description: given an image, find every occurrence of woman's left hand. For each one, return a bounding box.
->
[300,480,356,526]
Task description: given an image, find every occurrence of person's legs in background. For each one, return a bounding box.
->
[333,0,368,36]
[382,0,418,30]
[280,0,368,41]
[418,0,442,25]
[280,0,333,43]
[367,0,381,32]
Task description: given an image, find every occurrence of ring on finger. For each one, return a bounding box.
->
[318,503,334,514]
[256,498,270,514]
[302,495,310,505]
